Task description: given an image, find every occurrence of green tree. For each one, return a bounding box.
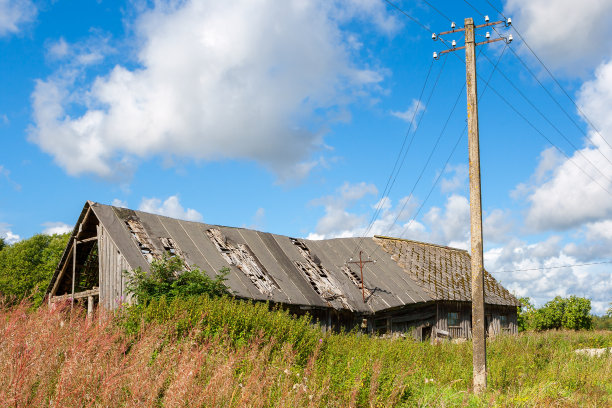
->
[0,233,70,305]
[517,296,535,332]
[538,296,566,330]
[562,296,592,330]
[0,237,5,252]
[125,255,229,305]
[521,295,593,331]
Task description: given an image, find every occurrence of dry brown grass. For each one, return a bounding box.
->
[0,299,610,407]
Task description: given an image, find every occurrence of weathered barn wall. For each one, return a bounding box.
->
[435,301,518,338]
[485,304,518,336]
[98,225,131,310]
[436,301,473,339]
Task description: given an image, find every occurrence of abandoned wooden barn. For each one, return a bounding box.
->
[46,201,520,339]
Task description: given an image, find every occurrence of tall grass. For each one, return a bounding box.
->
[1,297,610,407]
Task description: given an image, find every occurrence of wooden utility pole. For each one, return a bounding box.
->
[434,16,512,394]
[347,251,375,303]
[464,17,487,393]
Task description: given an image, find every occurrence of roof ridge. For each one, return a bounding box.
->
[373,235,469,253]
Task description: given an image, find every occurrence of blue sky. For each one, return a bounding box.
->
[1,0,610,314]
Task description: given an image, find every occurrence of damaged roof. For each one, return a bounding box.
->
[47,202,520,312]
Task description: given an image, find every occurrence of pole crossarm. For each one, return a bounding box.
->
[475,20,506,29]
[433,18,511,60]
[437,20,505,37]
[476,37,506,47]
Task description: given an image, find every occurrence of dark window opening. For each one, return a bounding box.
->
[448,311,460,327]
[422,326,432,341]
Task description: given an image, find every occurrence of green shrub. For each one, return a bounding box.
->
[125,255,229,304]
[117,295,321,364]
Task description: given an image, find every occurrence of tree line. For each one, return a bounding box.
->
[0,234,70,305]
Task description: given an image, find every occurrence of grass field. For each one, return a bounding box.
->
[1,296,610,407]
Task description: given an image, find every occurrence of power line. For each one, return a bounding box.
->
[421,0,452,23]
[382,46,506,240]
[492,260,612,273]
[384,44,506,246]
[462,0,484,17]
[382,0,431,33]
[483,0,504,18]
[504,45,612,165]
[478,51,612,184]
[383,0,455,51]
[385,55,449,213]
[353,55,449,255]
[356,59,435,251]
[481,0,612,155]
[479,79,612,197]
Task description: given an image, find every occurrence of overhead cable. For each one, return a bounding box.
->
[483,0,612,155]
[479,51,612,184]
[492,260,612,273]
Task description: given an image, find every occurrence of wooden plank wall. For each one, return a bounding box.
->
[436,301,472,339]
[98,225,132,310]
[486,304,518,336]
[436,301,518,338]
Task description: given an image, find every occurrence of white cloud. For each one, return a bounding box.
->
[483,209,513,244]
[390,98,424,124]
[138,195,203,222]
[41,222,72,235]
[0,223,20,244]
[440,164,468,193]
[46,35,113,66]
[47,37,70,59]
[0,164,21,191]
[249,207,265,230]
[498,4,612,313]
[111,198,128,208]
[504,0,612,75]
[520,60,612,232]
[308,182,378,239]
[30,0,395,180]
[0,0,36,37]
[563,219,612,260]
[307,183,467,247]
[424,194,471,250]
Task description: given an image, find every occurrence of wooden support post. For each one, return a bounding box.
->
[87,295,94,319]
[71,240,77,310]
[50,242,75,298]
[465,17,487,393]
